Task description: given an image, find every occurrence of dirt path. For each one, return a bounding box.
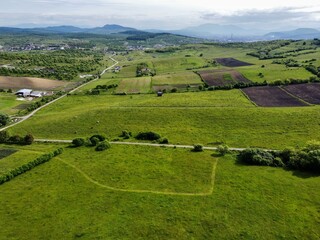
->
[0,56,118,131]
[56,157,218,196]
[34,139,267,151]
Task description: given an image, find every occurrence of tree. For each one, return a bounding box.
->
[0,131,9,143]
[95,141,111,151]
[72,138,85,147]
[193,144,203,152]
[217,144,229,156]
[24,134,34,145]
[0,113,10,127]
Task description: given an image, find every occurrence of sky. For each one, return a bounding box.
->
[0,0,319,30]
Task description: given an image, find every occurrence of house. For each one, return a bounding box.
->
[157,91,163,97]
[30,91,45,98]
[15,89,32,97]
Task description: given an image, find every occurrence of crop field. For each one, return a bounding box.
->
[0,143,319,239]
[8,91,320,149]
[0,148,17,160]
[242,86,307,107]
[151,57,208,73]
[116,77,151,94]
[1,39,320,239]
[151,72,202,91]
[283,83,320,104]
[0,76,67,90]
[215,58,253,67]
[198,69,251,86]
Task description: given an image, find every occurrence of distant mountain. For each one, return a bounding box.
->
[85,24,136,34]
[0,24,137,35]
[0,23,319,41]
[264,28,320,40]
[147,24,267,40]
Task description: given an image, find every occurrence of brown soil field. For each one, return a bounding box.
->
[197,69,251,86]
[215,58,253,67]
[283,83,320,104]
[242,86,307,107]
[0,76,67,90]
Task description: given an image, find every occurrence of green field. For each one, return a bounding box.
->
[8,91,320,149]
[116,77,152,94]
[1,39,320,239]
[152,72,202,86]
[0,143,319,239]
[0,93,29,115]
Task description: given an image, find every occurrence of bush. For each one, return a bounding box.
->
[135,131,161,141]
[217,144,229,156]
[193,144,203,152]
[120,130,131,139]
[24,134,34,145]
[90,137,100,146]
[0,131,9,143]
[238,148,274,166]
[8,135,23,144]
[170,88,177,93]
[95,141,111,151]
[158,138,169,144]
[0,113,10,127]
[72,138,85,147]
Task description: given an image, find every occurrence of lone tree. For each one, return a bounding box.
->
[24,134,34,145]
[0,113,10,127]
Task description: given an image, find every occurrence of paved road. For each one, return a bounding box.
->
[34,139,274,151]
[0,56,118,131]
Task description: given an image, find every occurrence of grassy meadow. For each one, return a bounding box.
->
[8,91,320,149]
[1,40,320,239]
[0,143,319,239]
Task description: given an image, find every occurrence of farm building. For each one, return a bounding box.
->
[15,89,32,97]
[15,89,46,98]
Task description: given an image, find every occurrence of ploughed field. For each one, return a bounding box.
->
[215,58,253,67]
[243,83,320,107]
[0,76,67,90]
[283,83,320,104]
[197,69,251,86]
[242,86,307,107]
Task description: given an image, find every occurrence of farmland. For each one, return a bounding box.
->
[242,86,307,107]
[283,83,320,104]
[0,38,320,239]
[215,57,253,67]
[197,69,251,86]
[0,76,67,90]
[0,143,319,239]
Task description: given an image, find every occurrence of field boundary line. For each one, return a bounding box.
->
[0,56,119,132]
[239,89,257,107]
[279,86,312,106]
[56,157,218,197]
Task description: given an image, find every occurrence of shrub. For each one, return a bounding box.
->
[120,130,131,139]
[0,113,10,127]
[95,141,111,151]
[135,131,161,141]
[0,131,9,143]
[89,134,106,144]
[193,144,203,152]
[170,88,177,93]
[8,135,23,144]
[90,137,100,146]
[217,144,229,156]
[72,138,85,147]
[158,138,169,144]
[24,134,34,145]
[238,148,274,166]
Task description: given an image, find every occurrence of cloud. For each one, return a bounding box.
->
[200,7,320,29]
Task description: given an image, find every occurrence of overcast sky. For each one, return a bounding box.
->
[1,0,319,30]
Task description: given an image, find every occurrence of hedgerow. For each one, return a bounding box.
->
[0,148,63,185]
